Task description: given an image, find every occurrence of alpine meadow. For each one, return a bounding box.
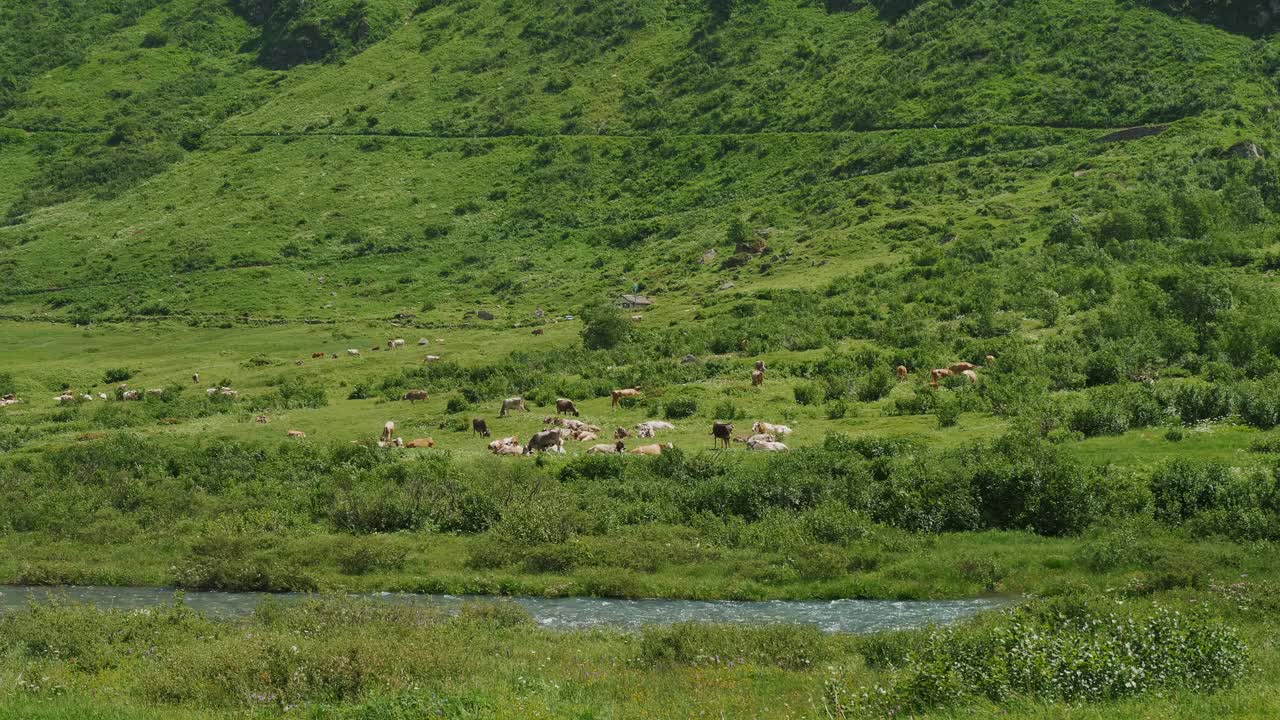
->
[3,0,1280,718]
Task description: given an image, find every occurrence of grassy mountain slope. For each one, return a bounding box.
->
[0,0,1276,326]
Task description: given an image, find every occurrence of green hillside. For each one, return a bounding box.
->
[5,1,1280,718]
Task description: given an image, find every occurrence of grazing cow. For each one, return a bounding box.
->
[531,328,544,336]
[751,421,793,437]
[629,443,672,456]
[611,388,642,408]
[381,421,396,443]
[615,426,630,440]
[712,422,734,449]
[424,355,441,363]
[403,389,429,403]
[405,438,435,448]
[962,369,978,385]
[555,399,580,416]
[747,438,789,452]
[896,365,909,381]
[347,349,361,357]
[524,429,565,455]
[500,397,528,417]
[255,415,269,424]
[388,338,406,350]
[588,441,626,454]
[286,430,306,438]
[489,436,521,453]
[192,372,200,385]
[948,362,979,374]
[930,368,953,388]
[752,369,764,386]
[472,418,491,437]
[312,352,326,359]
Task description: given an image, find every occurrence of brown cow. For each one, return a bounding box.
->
[751,369,764,386]
[403,389,429,402]
[930,368,954,388]
[948,362,979,374]
[615,426,630,440]
[712,421,734,449]
[961,369,978,385]
[555,398,580,417]
[531,328,544,336]
[472,418,491,437]
[312,352,326,359]
[629,442,672,456]
[611,388,642,408]
[255,415,269,424]
[896,365,908,381]
[286,430,306,438]
[381,421,396,443]
[405,437,435,448]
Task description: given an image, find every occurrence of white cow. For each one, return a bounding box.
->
[752,421,793,437]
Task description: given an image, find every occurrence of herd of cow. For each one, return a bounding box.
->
[6,348,992,456]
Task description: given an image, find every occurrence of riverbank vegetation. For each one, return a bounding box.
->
[0,585,1273,719]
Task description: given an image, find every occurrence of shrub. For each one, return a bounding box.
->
[102,367,137,384]
[522,543,588,573]
[713,400,740,421]
[456,600,532,628]
[335,537,408,575]
[140,31,168,48]
[580,300,629,350]
[346,383,371,400]
[825,399,847,419]
[493,497,575,545]
[825,595,1247,715]
[258,377,327,410]
[445,395,470,414]
[793,382,820,405]
[935,398,961,428]
[664,396,698,419]
[639,622,826,670]
[173,534,317,592]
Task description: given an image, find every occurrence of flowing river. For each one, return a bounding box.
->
[0,585,1008,634]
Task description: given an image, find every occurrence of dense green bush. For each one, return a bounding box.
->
[826,593,1247,715]
[639,622,826,670]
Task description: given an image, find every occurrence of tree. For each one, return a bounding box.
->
[580,300,630,350]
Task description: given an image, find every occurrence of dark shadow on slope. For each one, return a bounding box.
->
[1141,0,1280,36]
[227,0,386,69]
